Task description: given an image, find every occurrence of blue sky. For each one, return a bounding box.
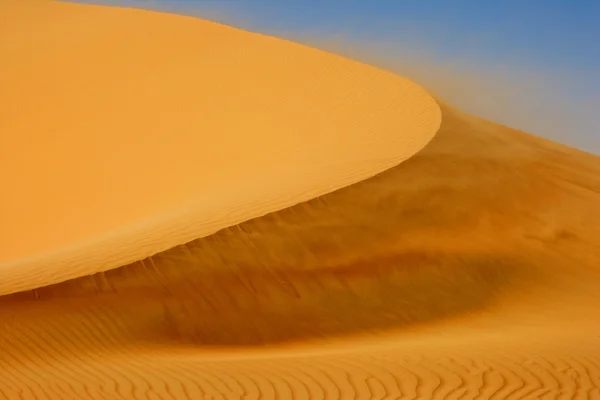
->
[72,0,599,153]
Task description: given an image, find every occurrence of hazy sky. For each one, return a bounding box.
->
[72,0,599,154]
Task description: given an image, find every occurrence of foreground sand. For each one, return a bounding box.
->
[2,2,600,400]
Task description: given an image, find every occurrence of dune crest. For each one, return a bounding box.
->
[0,0,440,295]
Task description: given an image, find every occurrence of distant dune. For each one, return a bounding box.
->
[1,1,600,400]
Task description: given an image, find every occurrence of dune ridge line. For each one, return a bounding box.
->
[0,0,441,295]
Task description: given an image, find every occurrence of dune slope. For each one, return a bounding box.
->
[2,2,600,400]
[1,101,600,399]
[0,0,439,295]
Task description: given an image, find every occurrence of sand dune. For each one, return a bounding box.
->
[2,1,600,400]
[0,0,439,295]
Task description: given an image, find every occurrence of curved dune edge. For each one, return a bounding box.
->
[0,1,440,295]
[1,103,600,398]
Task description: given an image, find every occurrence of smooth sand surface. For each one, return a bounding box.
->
[0,0,439,295]
[2,2,600,400]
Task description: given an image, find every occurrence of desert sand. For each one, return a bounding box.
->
[1,1,600,400]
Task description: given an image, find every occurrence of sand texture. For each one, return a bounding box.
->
[2,1,600,400]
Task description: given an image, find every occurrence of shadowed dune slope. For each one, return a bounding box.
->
[0,0,440,295]
[1,101,600,399]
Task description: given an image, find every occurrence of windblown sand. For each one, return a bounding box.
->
[1,1,600,400]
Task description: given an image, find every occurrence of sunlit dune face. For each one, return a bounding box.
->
[0,0,439,295]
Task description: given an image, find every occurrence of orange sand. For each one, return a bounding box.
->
[1,1,599,399]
